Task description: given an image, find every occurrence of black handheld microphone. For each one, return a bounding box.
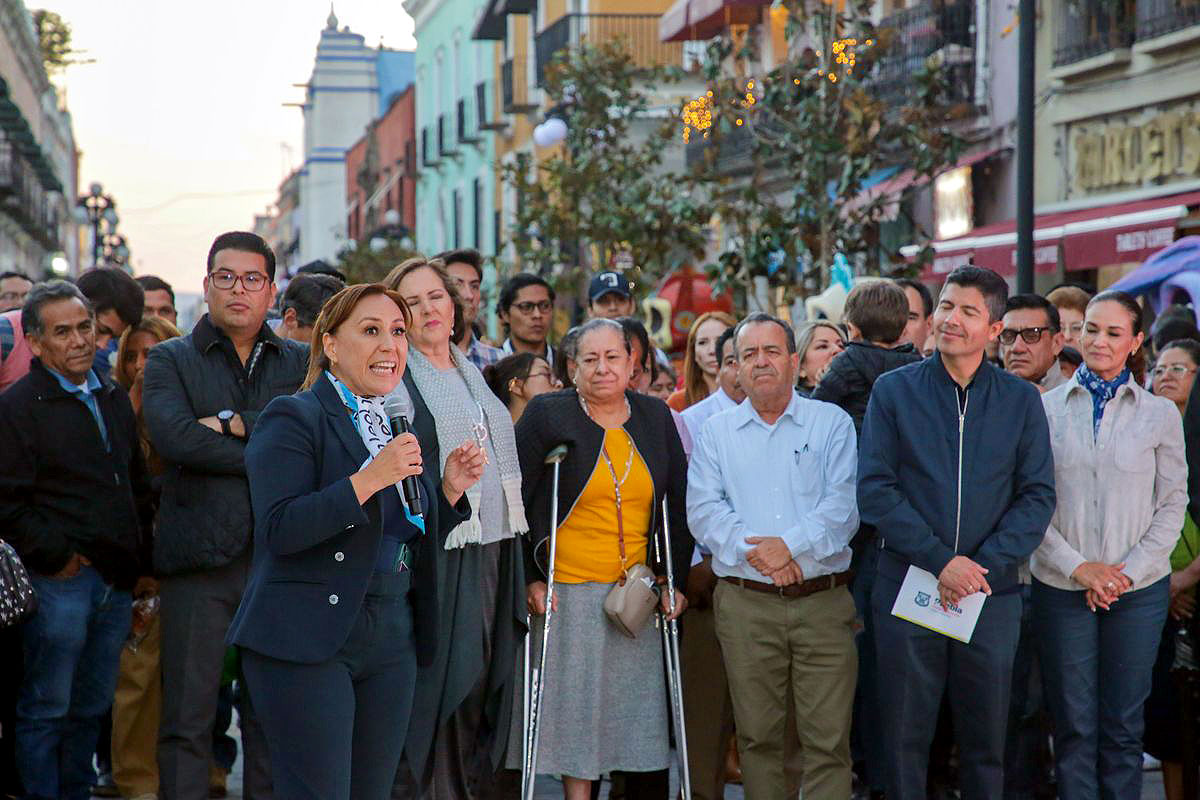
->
[383,394,423,519]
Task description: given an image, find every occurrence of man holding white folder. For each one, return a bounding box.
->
[857,266,1056,800]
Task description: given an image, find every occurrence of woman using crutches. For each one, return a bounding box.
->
[511,318,692,800]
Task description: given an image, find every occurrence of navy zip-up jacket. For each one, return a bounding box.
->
[857,352,1056,593]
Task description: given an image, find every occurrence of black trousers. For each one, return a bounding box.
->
[242,572,418,800]
[158,552,271,800]
[873,573,1021,800]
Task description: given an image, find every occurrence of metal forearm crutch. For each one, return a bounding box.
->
[522,443,569,800]
[657,497,692,800]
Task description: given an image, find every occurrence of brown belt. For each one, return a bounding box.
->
[720,571,853,599]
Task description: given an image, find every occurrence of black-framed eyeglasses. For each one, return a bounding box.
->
[210,270,269,292]
[512,300,552,315]
[999,326,1055,345]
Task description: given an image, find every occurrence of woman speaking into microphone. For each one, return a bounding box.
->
[226,283,485,800]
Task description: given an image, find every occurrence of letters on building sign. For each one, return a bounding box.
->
[1073,109,1200,192]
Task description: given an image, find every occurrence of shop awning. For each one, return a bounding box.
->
[659,0,769,42]
[846,147,1007,218]
[909,189,1200,279]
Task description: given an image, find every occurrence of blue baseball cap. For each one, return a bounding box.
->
[589,271,632,303]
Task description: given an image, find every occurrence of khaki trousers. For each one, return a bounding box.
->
[112,613,161,798]
[714,580,857,800]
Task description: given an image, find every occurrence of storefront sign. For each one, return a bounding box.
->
[1072,105,1200,193]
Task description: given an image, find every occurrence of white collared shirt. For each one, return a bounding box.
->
[687,391,859,582]
[502,338,554,366]
[679,386,739,442]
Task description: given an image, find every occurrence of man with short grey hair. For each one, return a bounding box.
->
[688,312,860,800]
[0,280,153,800]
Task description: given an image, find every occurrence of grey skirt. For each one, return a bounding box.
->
[506,581,669,780]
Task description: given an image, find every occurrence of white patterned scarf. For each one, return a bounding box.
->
[400,346,528,549]
[326,371,425,532]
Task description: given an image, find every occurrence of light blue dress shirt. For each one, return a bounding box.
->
[687,391,859,582]
[47,366,108,449]
[679,385,739,443]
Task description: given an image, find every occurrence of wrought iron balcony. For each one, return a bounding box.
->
[421,126,440,167]
[1053,0,1134,67]
[501,57,538,114]
[438,114,459,158]
[1137,0,1200,40]
[535,13,686,87]
[874,0,976,108]
[476,80,507,131]
[684,124,754,173]
[457,98,481,145]
[0,132,59,249]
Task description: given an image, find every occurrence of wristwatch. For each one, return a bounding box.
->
[217,409,235,436]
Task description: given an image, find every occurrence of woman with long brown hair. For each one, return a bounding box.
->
[109,315,180,800]
[227,283,486,800]
[667,311,737,411]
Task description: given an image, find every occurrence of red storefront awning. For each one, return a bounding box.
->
[913,190,1200,280]
[659,0,769,42]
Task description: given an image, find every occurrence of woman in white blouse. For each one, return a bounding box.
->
[1032,290,1188,799]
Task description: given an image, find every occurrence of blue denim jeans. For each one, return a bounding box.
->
[16,567,131,800]
[1033,576,1168,800]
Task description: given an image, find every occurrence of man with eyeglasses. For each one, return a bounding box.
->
[142,231,308,800]
[497,272,556,366]
[997,292,1065,800]
[1000,294,1067,393]
[0,270,33,313]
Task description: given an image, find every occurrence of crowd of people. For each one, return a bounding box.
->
[0,233,1198,800]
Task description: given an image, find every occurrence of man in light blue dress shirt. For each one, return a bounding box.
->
[687,312,860,800]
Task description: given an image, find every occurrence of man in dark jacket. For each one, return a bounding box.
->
[143,232,307,800]
[0,280,154,800]
[858,266,1056,800]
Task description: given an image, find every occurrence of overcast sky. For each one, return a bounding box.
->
[41,0,416,292]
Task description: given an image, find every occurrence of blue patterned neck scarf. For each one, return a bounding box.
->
[326,371,424,532]
[1075,363,1130,439]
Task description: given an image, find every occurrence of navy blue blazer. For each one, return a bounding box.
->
[227,373,469,665]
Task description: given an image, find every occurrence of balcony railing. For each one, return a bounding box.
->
[1137,0,1200,40]
[535,14,686,87]
[457,98,481,144]
[874,1,976,107]
[421,126,439,167]
[476,80,507,131]
[438,114,458,158]
[0,133,58,249]
[1054,0,1134,67]
[501,57,538,114]
[684,124,755,173]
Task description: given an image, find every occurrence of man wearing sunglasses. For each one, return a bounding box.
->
[1000,294,1067,393]
[142,231,309,800]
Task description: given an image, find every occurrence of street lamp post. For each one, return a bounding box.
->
[77,182,117,268]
